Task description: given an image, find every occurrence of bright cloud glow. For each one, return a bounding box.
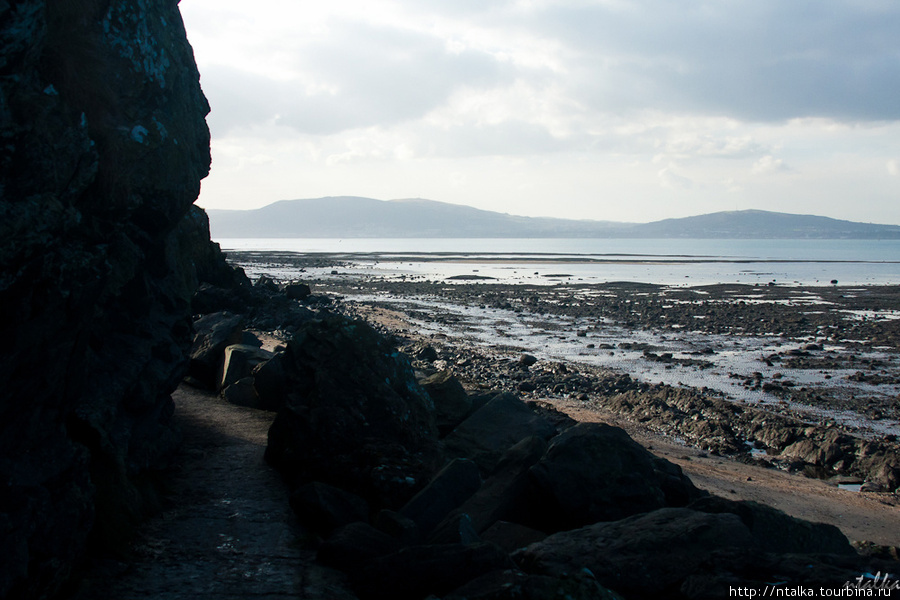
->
[180,0,900,224]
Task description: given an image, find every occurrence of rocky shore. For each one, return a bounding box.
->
[176,266,900,599]
[226,252,900,496]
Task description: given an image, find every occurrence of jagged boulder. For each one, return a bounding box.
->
[218,343,274,391]
[283,281,312,300]
[443,393,556,473]
[399,458,482,537]
[444,569,624,600]
[189,312,245,388]
[265,314,441,508]
[418,370,472,435]
[252,352,289,412]
[290,481,370,535]
[355,542,515,600]
[527,422,705,531]
[688,496,853,555]
[515,500,859,599]
[431,436,548,543]
[318,522,404,572]
[514,508,754,598]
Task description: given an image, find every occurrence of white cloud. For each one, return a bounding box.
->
[751,155,789,175]
[658,165,693,190]
[888,159,899,176]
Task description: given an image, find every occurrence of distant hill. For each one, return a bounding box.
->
[206,197,900,239]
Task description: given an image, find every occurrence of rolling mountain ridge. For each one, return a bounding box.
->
[206,196,900,239]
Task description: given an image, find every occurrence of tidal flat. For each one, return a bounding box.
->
[227,249,900,545]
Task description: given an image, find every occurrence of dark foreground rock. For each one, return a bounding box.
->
[0,1,221,597]
[444,569,624,600]
[528,422,705,531]
[513,503,876,599]
[442,392,557,472]
[355,542,515,600]
[265,314,442,508]
[419,370,473,435]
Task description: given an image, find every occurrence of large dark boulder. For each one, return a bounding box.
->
[1,0,213,597]
[188,311,245,388]
[399,458,482,537]
[418,370,472,435]
[431,436,548,542]
[444,569,624,600]
[355,542,515,600]
[514,508,754,598]
[252,351,289,412]
[318,521,403,572]
[289,481,370,535]
[218,343,274,391]
[681,548,900,599]
[515,503,862,599]
[528,422,705,531]
[443,392,556,473]
[688,496,854,555]
[265,314,441,507]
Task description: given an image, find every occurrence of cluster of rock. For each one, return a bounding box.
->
[356,280,900,347]
[189,301,895,599]
[399,339,900,494]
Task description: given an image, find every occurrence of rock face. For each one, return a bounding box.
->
[0,2,212,598]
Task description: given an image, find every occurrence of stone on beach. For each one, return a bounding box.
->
[354,541,514,600]
[251,351,289,411]
[289,481,370,535]
[430,436,549,542]
[283,281,312,300]
[418,369,473,436]
[442,392,557,472]
[264,314,441,507]
[219,343,274,391]
[399,458,482,537]
[189,312,245,389]
[528,422,705,530]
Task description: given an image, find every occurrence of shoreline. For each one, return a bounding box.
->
[346,302,900,548]
[228,250,900,547]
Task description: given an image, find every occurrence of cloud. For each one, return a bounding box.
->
[197,17,517,137]
[658,165,693,190]
[751,155,789,175]
[190,0,900,147]
[888,159,900,176]
[523,0,900,122]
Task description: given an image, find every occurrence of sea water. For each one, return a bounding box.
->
[217,238,900,286]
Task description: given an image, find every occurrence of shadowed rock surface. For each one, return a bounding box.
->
[0,1,224,596]
[265,314,442,508]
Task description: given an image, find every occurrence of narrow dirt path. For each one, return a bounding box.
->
[76,385,355,600]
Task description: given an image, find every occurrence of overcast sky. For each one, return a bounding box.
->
[179,0,900,224]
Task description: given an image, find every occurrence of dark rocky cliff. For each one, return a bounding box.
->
[1,0,216,597]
